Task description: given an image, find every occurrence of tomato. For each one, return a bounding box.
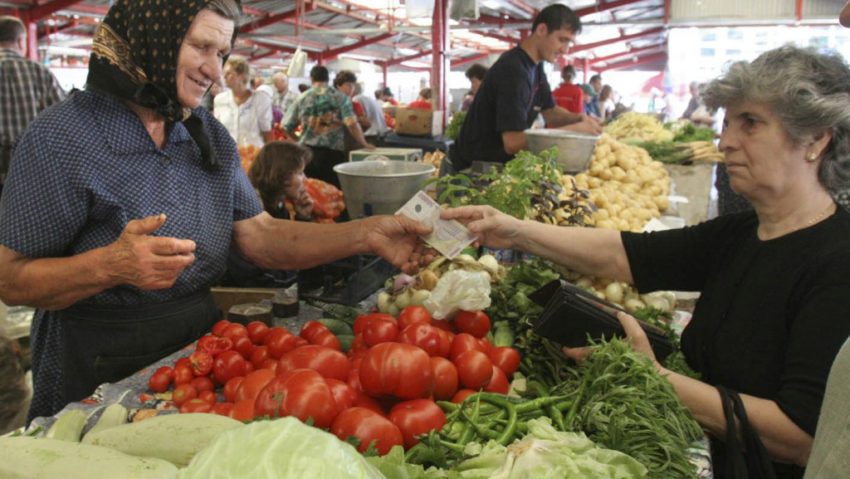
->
[294,337,309,348]
[449,333,487,360]
[249,346,270,368]
[300,320,330,341]
[349,333,368,357]
[212,402,234,416]
[223,376,244,403]
[155,366,174,382]
[363,318,399,347]
[331,407,403,455]
[230,398,255,422]
[359,343,433,400]
[254,369,340,428]
[246,321,270,345]
[454,350,493,390]
[431,319,454,333]
[277,345,350,381]
[148,370,172,393]
[172,383,197,407]
[484,366,509,394]
[191,376,215,393]
[231,335,255,359]
[355,393,386,416]
[260,358,279,373]
[354,313,395,335]
[244,361,255,375]
[326,378,358,411]
[213,350,249,385]
[348,367,363,392]
[212,319,231,337]
[173,364,194,386]
[478,338,493,354]
[488,347,521,377]
[311,330,342,351]
[180,398,213,414]
[264,328,299,359]
[197,335,233,356]
[189,350,214,377]
[453,311,490,338]
[222,323,249,341]
[429,357,459,401]
[235,368,276,403]
[399,323,450,357]
[198,390,217,404]
[451,389,477,404]
[388,399,447,448]
[397,306,431,331]
[175,357,191,370]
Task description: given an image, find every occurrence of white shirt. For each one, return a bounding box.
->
[214,89,273,148]
[274,89,299,117]
[354,94,387,136]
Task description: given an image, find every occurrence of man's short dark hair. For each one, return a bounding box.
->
[465,63,488,81]
[561,65,576,81]
[310,65,329,83]
[333,70,357,88]
[589,74,602,84]
[0,16,26,44]
[531,4,581,35]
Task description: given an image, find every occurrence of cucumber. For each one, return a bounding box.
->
[84,403,128,439]
[0,436,178,479]
[317,318,354,337]
[45,409,87,442]
[82,412,243,467]
[337,334,355,353]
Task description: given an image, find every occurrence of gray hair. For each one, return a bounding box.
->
[0,15,25,44]
[205,0,242,21]
[702,45,850,193]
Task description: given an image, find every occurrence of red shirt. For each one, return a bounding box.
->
[406,99,432,110]
[552,83,584,114]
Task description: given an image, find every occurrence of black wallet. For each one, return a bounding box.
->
[530,280,675,361]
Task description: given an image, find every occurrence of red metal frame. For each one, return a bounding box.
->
[432,0,448,125]
[588,43,666,66]
[599,51,667,72]
[569,27,665,54]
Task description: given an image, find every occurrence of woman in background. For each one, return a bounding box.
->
[214,56,273,147]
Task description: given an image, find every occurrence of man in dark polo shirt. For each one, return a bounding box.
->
[451,4,601,172]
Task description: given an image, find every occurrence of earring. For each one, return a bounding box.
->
[807,153,818,162]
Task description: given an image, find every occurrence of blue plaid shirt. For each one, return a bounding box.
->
[0,89,262,418]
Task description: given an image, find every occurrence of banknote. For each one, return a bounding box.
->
[396,191,477,259]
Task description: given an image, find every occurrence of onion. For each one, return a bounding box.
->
[392,274,416,293]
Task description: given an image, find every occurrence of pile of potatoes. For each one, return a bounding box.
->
[604,112,674,143]
[563,134,670,232]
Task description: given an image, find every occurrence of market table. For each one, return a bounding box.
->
[24,294,713,478]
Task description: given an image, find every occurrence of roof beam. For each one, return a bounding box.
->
[569,27,665,54]
[588,43,666,65]
[600,51,667,72]
[474,0,648,26]
[451,52,491,68]
[27,0,84,21]
[321,32,394,60]
[382,50,432,67]
[470,29,519,46]
[239,4,316,34]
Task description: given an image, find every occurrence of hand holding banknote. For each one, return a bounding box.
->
[396,192,477,259]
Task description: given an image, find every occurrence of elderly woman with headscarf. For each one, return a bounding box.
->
[0,0,431,421]
[443,45,850,478]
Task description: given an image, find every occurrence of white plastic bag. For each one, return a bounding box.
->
[287,46,307,78]
[424,270,491,320]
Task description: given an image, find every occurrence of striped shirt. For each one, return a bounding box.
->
[0,48,65,180]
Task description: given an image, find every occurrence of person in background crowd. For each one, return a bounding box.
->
[380,87,398,106]
[221,141,313,288]
[200,77,224,112]
[0,0,432,422]
[0,334,29,435]
[461,63,488,112]
[0,15,65,199]
[552,65,584,114]
[355,82,387,144]
[407,87,432,110]
[272,71,298,119]
[445,44,850,479]
[451,4,602,172]
[681,81,702,120]
[597,84,616,122]
[283,65,374,188]
[582,74,602,117]
[333,70,371,152]
[298,83,309,94]
[214,56,273,147]
[252,75,274,99]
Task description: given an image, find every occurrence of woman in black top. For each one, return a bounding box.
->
[443,45,850,479]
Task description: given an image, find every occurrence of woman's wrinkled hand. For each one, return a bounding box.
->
[364,215,435,274]
[440,205,522,250]
[105,214,196,290]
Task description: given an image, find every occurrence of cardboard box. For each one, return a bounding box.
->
[394,108,444,137]
[349,147,423,162]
